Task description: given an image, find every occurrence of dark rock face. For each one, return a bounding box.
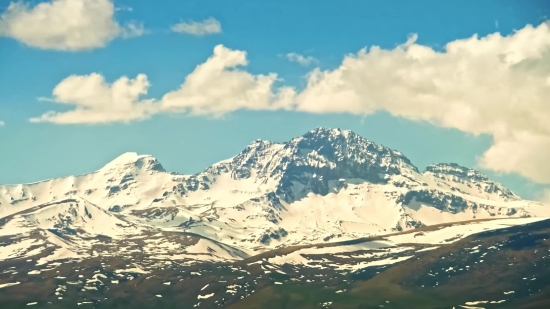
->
[171,183,186,197]
[109,205,122,212]
[259,227,288,245]
[397,190,470,214]
[395,213,424,231]
[182,175,210,192]
[278,128,416,201]
[263,192,285,224]
[425,163,489,182]
[232,167,251,180]
[134,156,165,172]
[228,127,419,203]
[397,189,525,217]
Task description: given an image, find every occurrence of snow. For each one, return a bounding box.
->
[36,247,81,265]
[114,267,148,274]
[0,238,44,261]
[22,199,138,237]
[465,301,489,305]
[0,282,20,289]
[385,217,546,245]
[102,152,150,171]
[262,216,549,271]
[339,255,414,270]
[197,293,215,299]
[184,239,245,260]
[416,247,439,252]
[268,241,393,265]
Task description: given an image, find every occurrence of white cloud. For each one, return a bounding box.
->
[0,0,144,51]
[0,120,5,126]
[31,44,294,122]
[292,22,550,183]
[30,73,158,124]
[534,188,550,204]
[161,44,295,116]
[286,52,318,66]
[29,22,550,184]
[120,22,146,38]
[171,17,221,36]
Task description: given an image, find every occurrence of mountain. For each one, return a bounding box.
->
[0,127,545,250]
[0,127,549,308]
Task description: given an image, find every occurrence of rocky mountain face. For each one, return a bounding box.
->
[0,127,547,260]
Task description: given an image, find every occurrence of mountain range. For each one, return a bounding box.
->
[1,127,549,308]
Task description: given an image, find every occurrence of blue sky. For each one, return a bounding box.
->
[1,0,549,200]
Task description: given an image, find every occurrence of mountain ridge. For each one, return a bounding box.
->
[0,127,519,197]
[0,127,548,262]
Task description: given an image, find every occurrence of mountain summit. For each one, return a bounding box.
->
[221,127,419,202]
[101,152,165,173]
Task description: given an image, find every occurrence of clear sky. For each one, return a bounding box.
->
[0,0,549,201]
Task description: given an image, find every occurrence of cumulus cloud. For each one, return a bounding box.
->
[30,73,158,124]
[291,22,550,183]
[171,17,221,36]
[0,0,144,51]
[30,21,550,184]
[286,52,318,66]
[31,44,294,122]
[161,45,295,116]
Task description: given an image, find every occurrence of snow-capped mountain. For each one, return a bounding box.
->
[0,127,548,262]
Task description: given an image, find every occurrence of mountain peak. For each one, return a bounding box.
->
[102,152,165,172]
[294,127,418,172]
[304,127,352,139]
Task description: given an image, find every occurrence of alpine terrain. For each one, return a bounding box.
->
[1,127,549,309]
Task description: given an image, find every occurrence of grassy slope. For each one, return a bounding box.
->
[229,219,550,309]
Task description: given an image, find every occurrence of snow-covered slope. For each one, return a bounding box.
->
[0,127,548,263]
